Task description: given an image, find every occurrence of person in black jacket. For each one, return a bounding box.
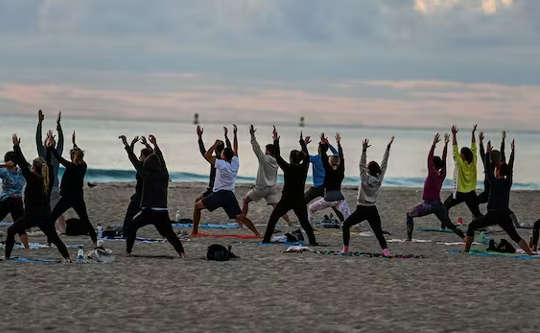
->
[464,140,533,254]
[4,134,70,260]
[48,131,97,245]
[125,135,185,257]
[119,135,153,236]
[262,126,318,245]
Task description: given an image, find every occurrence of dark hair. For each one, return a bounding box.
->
[499,163,511,177]
[433,156,444,170]
[140,148,152,158]
[143,153,162,173]
[368,161,381,177]
[215,140,225,155]
[289,150,304,165]
[70,148,85,165]
[318,143,329,154]
[460,147,473,164]
[4,151,16,163]
[222,147,234,162]
[265,144,276,156]
[490,150,502,165]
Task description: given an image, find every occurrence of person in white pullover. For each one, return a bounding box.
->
[341,136,394,256]
[243,125,292,228]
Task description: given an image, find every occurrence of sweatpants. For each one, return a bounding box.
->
[304,186,345,221]
[51,196,97,243]
[6,215,69,259]
[263,198,317,244]
[406,200,464,240]
[126,209,184,255]
[343,205,387,250]
[308,198,351,224]
[467,210,522,244]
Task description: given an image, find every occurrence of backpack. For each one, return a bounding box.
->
[65,218,89,236]
[103,225,123,239]
[206,244,238,261]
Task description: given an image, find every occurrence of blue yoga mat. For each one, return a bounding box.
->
[418,227,455,233]
[8,257,60,263]
[103,237,164,243]
[0,221,13,227]
[449,249,539,259]
[172,223,238,229]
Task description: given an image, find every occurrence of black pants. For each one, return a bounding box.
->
[0,197,24,222]
[477,190,489,205]
[126,209,184,255]
[263,198,317,244]
[467,211,522,243]
[304,186,345,222]
[444,191,482,219]
[6,215,69,259]
[122,196,141,237]
[51,196,97,243]
[531,220,540,249]
[406,200,464,240]
[343,205,387,250]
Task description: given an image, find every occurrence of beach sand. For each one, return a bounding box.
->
[2,182,540,332]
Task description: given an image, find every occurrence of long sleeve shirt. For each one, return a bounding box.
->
[453,142,477,193]
[486,149,513,213]
[275,139,310,200]
[479,140,505,191]
[309,144,338,187]
[357,146,390,206]
[0,167,25,201]
[15,145,52,217]
[422,143,447,201]
[251,136,278,188]
[321,142,345,201]
[36,121,63,189]
[140,146,169,209]
[49,148,87,198]
[124,142,144,201]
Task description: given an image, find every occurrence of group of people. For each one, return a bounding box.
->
[1,111,537,260]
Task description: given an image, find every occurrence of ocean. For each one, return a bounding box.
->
[1,114,539,190]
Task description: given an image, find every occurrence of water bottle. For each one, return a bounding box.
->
[97,224,103,239]
[77,246,85,262]
[175,210,181,222]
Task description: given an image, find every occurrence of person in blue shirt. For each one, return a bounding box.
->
[0,150,29,248]
[304,133,345,222]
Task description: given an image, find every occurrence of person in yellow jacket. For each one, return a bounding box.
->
[443,125,482,224]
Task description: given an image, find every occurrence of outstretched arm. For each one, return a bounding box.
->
[508,139,515,185]
[197,125,207,157]
[119,135,142,171]
[36,110,45,157]
[149,135,167,174]
[299,132,310,171]
[500,130,507,163]
[224,126,232,149]
[471,124,477,144]
[56,112,64,155]
[479,131,486,167]
[273,126,288,171]
[204,141,219,165]
[360,139,370,178]
[233,124,238,156]
[442,134,449,174]
[428,134,439,171]
[249,125,264,162]
[12,135,31,177]
[379,136,394,180]
[485,141,495,182]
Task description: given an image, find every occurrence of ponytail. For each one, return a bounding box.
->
[33,158,50,194]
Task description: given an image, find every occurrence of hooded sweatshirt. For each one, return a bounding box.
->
[453,142,477,193]
[140,149,169,209]
[251,136,278,188]
[357,146,390,206]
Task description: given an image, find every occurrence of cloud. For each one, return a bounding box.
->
[414,0,514,14]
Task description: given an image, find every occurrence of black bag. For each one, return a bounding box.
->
[65,218,89,236]
[103,225,123,239]
[207,244,238,261]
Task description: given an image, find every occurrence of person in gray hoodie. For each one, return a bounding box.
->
[242,125,292,228]
[341,136,394,256]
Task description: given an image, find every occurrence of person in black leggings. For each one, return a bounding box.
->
[262,127,318,245]
[464,140,532,254]
[48,131,97,245]
[119,135,153,236]
[5,134,70,260]
[125,135,185,257]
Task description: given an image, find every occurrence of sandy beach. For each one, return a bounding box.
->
[2,182,540,333]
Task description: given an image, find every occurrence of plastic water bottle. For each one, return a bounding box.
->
[175,210,181,222]
[77,246,84,262]
[97,224,103,239]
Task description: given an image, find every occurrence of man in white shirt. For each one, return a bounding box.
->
[242,125,292,229]
[192,125,260,236]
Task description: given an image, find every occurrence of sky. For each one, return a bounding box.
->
[1,0,539,129]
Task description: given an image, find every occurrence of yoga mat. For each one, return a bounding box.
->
[172,223,239,229]
[191,233,261,240]
[0,221,13,227]
[130,254,176,259]
[387,239,432,243]
[315,250,425,259]
[7,257,60,263]
[417,228,455,233]
[103,237,165,243]
[259,241,304,247]
[0,242,83,249]
[449,249,540,259]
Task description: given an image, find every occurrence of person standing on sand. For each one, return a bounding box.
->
[308,133,351,225]
[4,134,70,261]
[262,126,318,245]
[443,125,482,223]
[48,130,97,246]
[242,124,292,230]
[341,137,394,256]
[406,133,464,241]
[36,110,67,233]
[195,125,231,202]
[192,125,260,236]
[464,140,533,255]
[304,134,344,223]
[125,135,185,257]
[119,135,153,237]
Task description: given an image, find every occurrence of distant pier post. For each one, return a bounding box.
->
[193,113,199,125]
[299,116,305,127]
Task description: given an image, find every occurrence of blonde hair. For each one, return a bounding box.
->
[33,158,50,194]
[71,148,85,165]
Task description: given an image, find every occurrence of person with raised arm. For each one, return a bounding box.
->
[307,133,351,225]
[195,125,232,201]
[4,134,70,261]
[125,135,185,257]
[192,125,260,236]
[119,135,153,236]
[478,131,505,205]
[242,124,292,230]
[36,110,67,232]
[48,130,97,246]
[341,137,394,256]
[444,125,482,221]
[406,133,464,241]
[464,140,533,255]
[262,127,318,245]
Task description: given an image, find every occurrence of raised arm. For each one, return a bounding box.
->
[36,110,45,157]
[360,139,370,178]
[299,132,310,171]
[249,125,265,162]
[12,135,31,177]
[119,135,142,171]
[223,126,232,150]
[479,131,486,166]
[379,136,394,180]
[232,124,238,156]
[471,124,477,144]
[442,134,449,174]
[56,112,64,155]
[428,134,438,171]
[471,125,478,165]
[500,130,507,163]
[148,135,167,175]
[196,125,207,158]
[508,139,515,185]
[204,140,219,165]
[485,141,495,182]
[273,126,289,171]
[49,145,73,168]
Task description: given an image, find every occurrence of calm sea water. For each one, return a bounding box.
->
[1,114,539,189]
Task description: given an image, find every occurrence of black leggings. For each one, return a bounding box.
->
[0,197,24,222]
[51,196,97,243]
[122,196,141,237]
[444,191,482,219]
[343,205,387,250]
[467,211,522,243]
[6,215,70,259]
[126,209,184,255]
[304,186,344,222]
[263,198,317,244]
[530,220,540,249]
